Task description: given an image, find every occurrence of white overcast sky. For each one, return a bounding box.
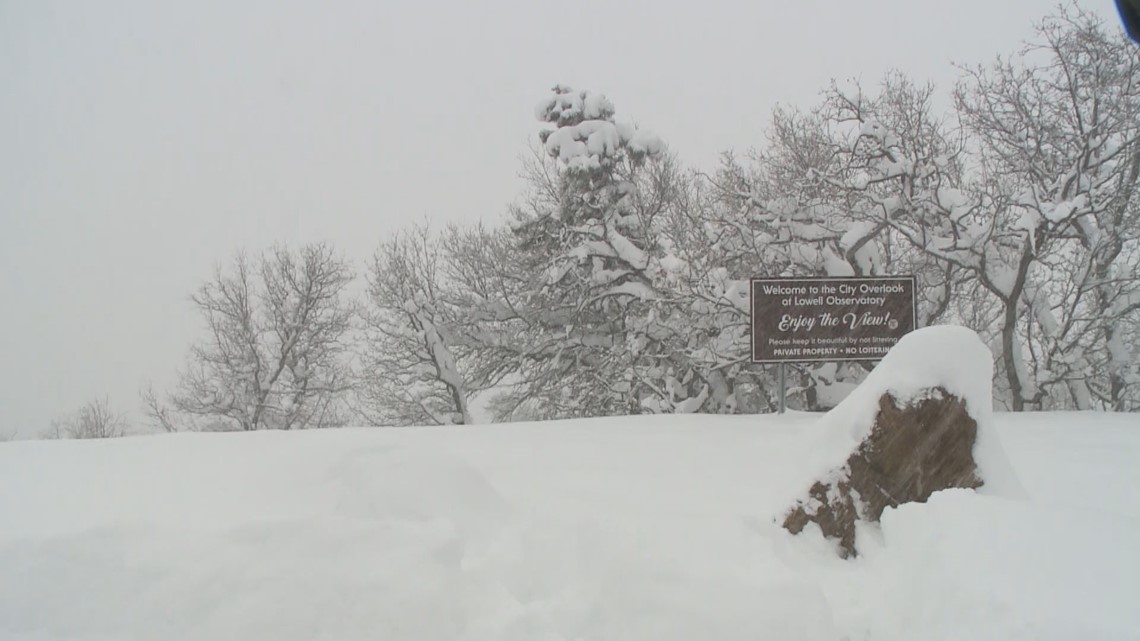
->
[0,0,1123,435]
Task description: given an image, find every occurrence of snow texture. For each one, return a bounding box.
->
[2,410,1137,639]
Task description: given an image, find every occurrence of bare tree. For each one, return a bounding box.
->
[170,242,355,430]
[949,6,1140,410]
[51,397,127,439]
[39,421,65,440]
[140,384,180,433]
[741,7,1140,411]
[359,223,471,426]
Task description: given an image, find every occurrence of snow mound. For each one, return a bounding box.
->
[805,324,1023,497]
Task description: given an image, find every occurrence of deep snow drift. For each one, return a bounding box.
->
[2,412,1138,641]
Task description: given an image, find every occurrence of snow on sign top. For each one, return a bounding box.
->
[750,276,917,363]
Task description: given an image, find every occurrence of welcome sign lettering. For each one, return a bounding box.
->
[750,276,917,363]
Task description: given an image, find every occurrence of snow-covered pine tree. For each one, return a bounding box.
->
[485,85,674,419]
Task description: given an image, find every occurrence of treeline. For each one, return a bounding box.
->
[53,6,1140,436]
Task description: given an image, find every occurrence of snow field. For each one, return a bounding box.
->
[1,412,1138,641]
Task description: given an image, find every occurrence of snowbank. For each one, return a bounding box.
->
[1,412,1137,640]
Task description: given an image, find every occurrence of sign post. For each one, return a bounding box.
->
[777,363,787,414]
[750,276,917,411]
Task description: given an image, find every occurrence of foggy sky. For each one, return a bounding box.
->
[0,0,1121,435]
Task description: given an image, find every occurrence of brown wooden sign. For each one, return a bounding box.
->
[750,276,917,363]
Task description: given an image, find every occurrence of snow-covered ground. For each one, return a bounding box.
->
[2,412,1138,641]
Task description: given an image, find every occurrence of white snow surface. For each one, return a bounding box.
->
[3,411,1139,640]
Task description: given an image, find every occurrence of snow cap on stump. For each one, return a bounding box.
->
[781,325,1021,558]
